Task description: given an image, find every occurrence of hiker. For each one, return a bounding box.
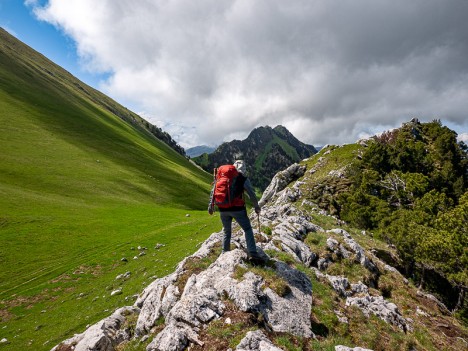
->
[208,160,264,262]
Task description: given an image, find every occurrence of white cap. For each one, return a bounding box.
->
[233,160,246,174]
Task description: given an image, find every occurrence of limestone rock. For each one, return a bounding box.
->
[236,330,283,351]
[315,272,368,298]
[191,232,224,258]
[275,230,316,267]
[327,275,351,297]
[134,273,180,337]
[383,264,399,274]
[328,168,347,178]
[262,211,318,267]
[262,262,314,337]
[111,289,122,296]
[416,306,430,317]
[135,232,224,337]
[346,294,411,332]
[115,271,131,280]
[51,306,140,351]
[335,346,374,351]
[317,257,332,270]
[259,163,306,206]
[350,282,369,295]
[327,229,378,273]
[334,309,349,324]
[416,290,450,313]
[228,271,264,312]
[338,244,352,259]
[275,215,319,240]
[275,186,302,203]
[146,247,313,350]
[166,283,225,327]
[327,237,339,251]
[146,250,243,350]
[146,322,201,351]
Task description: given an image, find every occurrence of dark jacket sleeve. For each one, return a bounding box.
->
[243,178,260,209]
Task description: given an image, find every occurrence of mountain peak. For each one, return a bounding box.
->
[193,125,317,190]
[273,124,289,133]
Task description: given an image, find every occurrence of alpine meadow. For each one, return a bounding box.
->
[0,28,219,350]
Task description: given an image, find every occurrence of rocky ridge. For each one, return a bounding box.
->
[52,161,466,351]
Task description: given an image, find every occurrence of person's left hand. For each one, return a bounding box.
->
[255,206,261,215]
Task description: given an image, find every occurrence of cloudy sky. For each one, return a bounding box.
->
[3,1,468,147]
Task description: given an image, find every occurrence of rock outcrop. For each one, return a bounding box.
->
[345,295,411,332]
[141,235,315,350]
[51,306,140,351]
[259,163,307,206]
[236,330,283,351]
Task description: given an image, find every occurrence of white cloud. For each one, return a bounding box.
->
[24,0,39,6]
[28,0,468,148]
[458,133,468,144]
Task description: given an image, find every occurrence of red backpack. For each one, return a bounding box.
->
[213,165,245,208]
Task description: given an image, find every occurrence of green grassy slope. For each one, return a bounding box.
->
[253,134,300,170]
[0,28,219,350]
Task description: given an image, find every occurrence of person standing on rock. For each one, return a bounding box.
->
[208,160,264,263]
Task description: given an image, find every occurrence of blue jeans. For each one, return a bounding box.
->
[220,209,258,255]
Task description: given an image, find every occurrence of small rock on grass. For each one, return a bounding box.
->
[116,272,131,280]
[335,346,374,351]
[111,289,122,296]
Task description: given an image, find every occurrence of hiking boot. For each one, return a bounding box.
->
[248,253,266,265]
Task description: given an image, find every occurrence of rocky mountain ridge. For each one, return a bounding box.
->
[52,158,467,351]
[193,125,317,190]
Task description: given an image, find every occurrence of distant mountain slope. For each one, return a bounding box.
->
[0,27,201,207]
[186,145,216,158]
[0,28,185,156]
[193,125,317,190]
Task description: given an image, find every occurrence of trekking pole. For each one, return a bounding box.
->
[209,168,217,214]
[257,213,261,234]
